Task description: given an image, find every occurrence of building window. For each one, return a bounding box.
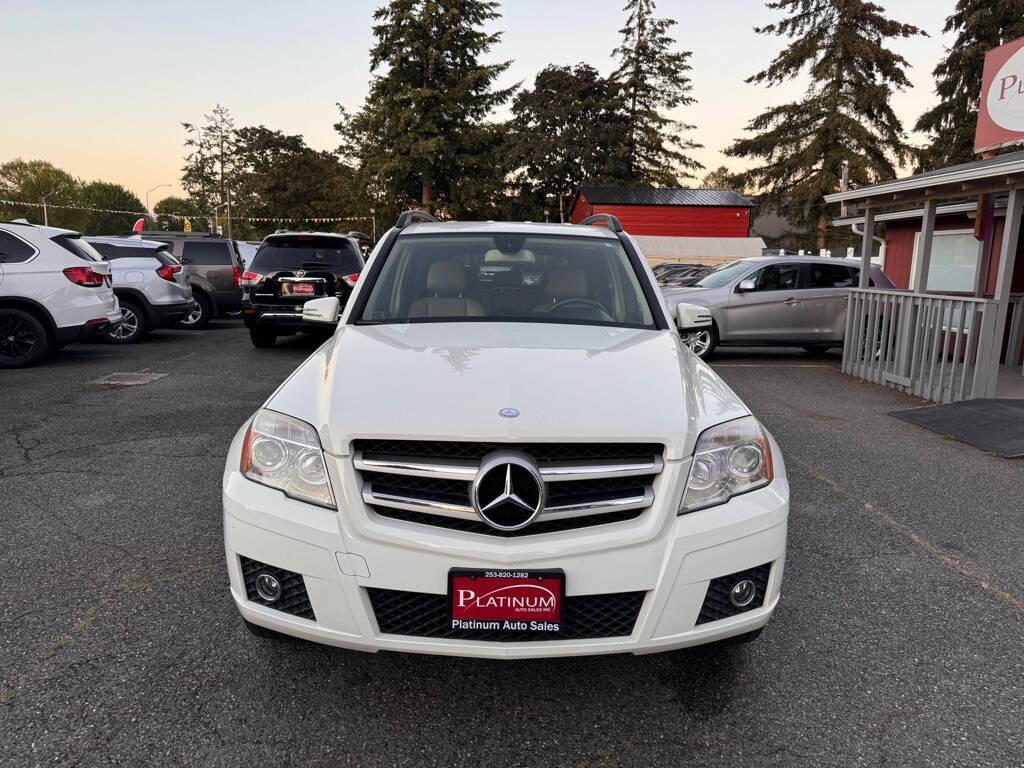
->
[912,229,981,293]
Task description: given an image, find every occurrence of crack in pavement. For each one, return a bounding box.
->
[794,457,1024,616]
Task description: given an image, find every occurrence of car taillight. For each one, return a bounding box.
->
[342,273,359,288]
[240,270,263,287]
[233,266,241,286]
[156,264,182,282]
[62,266,105,287]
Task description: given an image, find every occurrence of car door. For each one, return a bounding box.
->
[801,262,857,341]
[720,262,805,341]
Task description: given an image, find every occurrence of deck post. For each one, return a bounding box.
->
[911,199,937,293]
[859,207,874,288]
[979,187,1023,396]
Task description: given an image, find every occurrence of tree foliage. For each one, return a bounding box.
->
[508,64,631,220]
[152,195,206,232]
[725,0,924,248]
[336,0,514,216]
[181,104,238,216]
[0,159,88,231]
[915,0,1024,170]
[79,181,145,235]
[612,0,701,185]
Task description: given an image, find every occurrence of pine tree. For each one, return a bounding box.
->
[612,0,701,185]
[916,0,1024,170]
[725,1,923,248]
[337,0,513,215]
[181,104,238,220]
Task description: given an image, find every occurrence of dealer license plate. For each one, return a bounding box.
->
[449,569,564,635]
[283,281,316,296]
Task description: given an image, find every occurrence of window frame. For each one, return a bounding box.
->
[738,261,804,293]
[910,228,982,295]
[0,229,39,264]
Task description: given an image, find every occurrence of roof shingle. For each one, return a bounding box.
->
[579,186,753,208]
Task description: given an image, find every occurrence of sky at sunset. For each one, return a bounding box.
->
[1,0,956,210]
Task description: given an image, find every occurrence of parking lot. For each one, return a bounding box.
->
[2,322,1022,767]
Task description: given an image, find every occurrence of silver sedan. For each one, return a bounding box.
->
[661,256,895,359]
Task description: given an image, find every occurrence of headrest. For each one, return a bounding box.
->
[426,260,466,296]
[545,266,587,300]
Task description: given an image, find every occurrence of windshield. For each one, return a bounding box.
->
[252,236,362,273]
[692,260,753,289]
[357,233,657,329]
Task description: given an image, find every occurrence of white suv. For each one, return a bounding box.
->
[0,220,122,368]
[222,214,789,657]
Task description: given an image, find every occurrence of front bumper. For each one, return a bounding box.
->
[222,429,789,658]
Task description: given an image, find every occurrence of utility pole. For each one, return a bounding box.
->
[226,187,233,240]
[41,190,56,226]
[840,160,849,219]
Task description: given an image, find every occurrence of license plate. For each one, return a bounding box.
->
[283,282,316,296]
[449,569,564,634]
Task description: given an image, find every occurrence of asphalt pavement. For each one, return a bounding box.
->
[1,323,1021,767]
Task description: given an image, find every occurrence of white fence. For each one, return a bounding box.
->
[842,288,1005,403]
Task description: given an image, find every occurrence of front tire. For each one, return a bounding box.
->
[106,299,147,344]
[0,308,50,368]
[682,324,718,361]
[177,293,211,330]
[249,328,277,348]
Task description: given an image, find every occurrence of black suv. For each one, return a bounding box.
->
[241,232,364,347]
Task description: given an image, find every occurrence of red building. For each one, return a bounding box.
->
[568,186,753,237]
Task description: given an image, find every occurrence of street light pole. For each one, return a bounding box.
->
[41,190,56,227]
[145,183,173,221]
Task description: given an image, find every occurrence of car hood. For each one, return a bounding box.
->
[264,322,750,461]
[661,286,723,308]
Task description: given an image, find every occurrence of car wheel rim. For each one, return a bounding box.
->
[182,303,202,325]
[111,309,139,340]
[683,330,711,356]
[0,316,37,362]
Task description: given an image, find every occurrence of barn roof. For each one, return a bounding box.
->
[578,186,754,208]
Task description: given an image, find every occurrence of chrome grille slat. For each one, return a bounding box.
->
[352,441,664,535]
[354,451,662,482]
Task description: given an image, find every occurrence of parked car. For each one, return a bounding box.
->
[222,212,789,656]
[659,255,896,359]
[135,231,243,329]
[235,240,262,269]
[0,220,121,368]
[86,236,194,344]
[659,265,708,288]
[240,231,364,348]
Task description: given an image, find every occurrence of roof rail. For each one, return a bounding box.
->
[578,213,622,233]
[395,210,438,229]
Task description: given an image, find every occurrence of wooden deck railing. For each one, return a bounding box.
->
[843,288,1002,403]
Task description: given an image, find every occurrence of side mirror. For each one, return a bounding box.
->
[302,296,341,325]
[675,302,712,333]
[737,278,756,292]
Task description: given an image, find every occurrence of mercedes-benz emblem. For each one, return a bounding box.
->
[471,452,545,531]
[498,407,520,419]
[296,270,306,277]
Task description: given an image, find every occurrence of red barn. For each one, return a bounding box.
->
[568,186,753,237]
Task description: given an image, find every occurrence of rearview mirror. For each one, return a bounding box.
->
[675,302,712,333]
[737,278,756,292]
[302,296,341,325]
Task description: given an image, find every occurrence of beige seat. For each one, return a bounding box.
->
[534,266,588,311]
[407,260,485,318]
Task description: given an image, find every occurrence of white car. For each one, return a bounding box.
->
[222,213,789,658]
[0,220,122,368]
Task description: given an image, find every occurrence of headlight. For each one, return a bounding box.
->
[680,416,773,513]
[240,409,336,509]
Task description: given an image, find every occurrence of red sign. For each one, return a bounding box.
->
[976,36,1024,154]
[450,571,562,633]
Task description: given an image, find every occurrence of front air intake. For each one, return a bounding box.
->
[696,563,772,625]
[240,556,316,621]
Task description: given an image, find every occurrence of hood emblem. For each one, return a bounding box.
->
[296,270,306,277]
[471,453,545,531]
[498,407,520,419]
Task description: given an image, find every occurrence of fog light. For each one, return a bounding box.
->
[729,578,756,608]
[255,572,282,602]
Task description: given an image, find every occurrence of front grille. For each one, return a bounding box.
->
[353,440,664,537]
[696,563,772,625]
[240,556,316,621]
[367,588,646,641]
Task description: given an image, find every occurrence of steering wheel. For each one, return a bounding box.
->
[544,298,613,320]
